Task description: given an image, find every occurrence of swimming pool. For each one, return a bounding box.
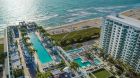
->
[94,58,101,65]
[67,48,83,54]
[74,58,91,67]
[29,33,52,64]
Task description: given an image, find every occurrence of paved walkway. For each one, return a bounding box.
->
[90,73,96,78]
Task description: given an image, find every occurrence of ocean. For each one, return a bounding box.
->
[0,0,140,37]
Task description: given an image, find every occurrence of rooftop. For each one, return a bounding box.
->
[107,15,140,29]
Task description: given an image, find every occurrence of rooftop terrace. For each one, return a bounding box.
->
[107,15,140,29]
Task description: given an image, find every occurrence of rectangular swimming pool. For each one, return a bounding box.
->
[67,48,83,54]
[74,58,91,67]
[29,33,53,64]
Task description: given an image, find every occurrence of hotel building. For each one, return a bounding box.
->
[100,15,140,73]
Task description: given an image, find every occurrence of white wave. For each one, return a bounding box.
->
[67,8,83,12]
[0,13,59,32]
[95,9,113,13]
[67,18,76,23]
[71,11,97,17]
[15,14,58,22]
[67,10,97,23]
[93,5,127,13]
[94,5,127,10]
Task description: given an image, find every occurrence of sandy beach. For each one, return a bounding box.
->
[46,18,102,35]
[121,8,140,20]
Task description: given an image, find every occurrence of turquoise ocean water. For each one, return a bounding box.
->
[0,0,140,37]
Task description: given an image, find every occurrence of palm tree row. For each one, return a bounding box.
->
[85,53,94,60]
[70,62,80,72]
[20,31,35,56]
[36,71,53,78]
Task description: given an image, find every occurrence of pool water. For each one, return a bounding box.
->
[94,58,101,65]
[74,58,91,67]
[67,48,83,54]
[29,33,52,64]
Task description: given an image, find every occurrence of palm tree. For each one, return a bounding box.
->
[44,71,53,78]
[57,60,65,67]
[36,71,53,78]
[44,32,50,36]
[37,26,43,30]
[52,40,56,46]
[13,69,24,77]
[20,27,27,33]
[98,48,105,58]
[24,37,30,40]
[15,40,18,46]
[21,32,26,37]
[85,53,93,60]
[70,62,80,72]
[29,48,36,56]
[92,45,98,52]
[38,26,46,34]
[108,55,114,64]
[36,72,43,78]
[25,42,32,47]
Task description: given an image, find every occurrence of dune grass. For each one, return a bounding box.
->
[0,44,4,64]
[50,27,100,47]
[0,44,4,52]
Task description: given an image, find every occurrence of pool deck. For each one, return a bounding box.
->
[27,39,44,72]
[29,33,53,63]
[64,45,104,72]
[26,33,50,72]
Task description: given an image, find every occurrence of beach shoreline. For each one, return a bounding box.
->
[45,17,102,30]
[0,17,102,39]
[0,7,137,39]
[46,17,102,35]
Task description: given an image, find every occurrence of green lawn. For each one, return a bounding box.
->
[49,27,100,47]
[93,69,111,78]
[89,73,95,78]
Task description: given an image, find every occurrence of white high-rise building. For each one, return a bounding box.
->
[100,15,140,73]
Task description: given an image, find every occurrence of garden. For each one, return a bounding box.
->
[49,27,100,50]
[92,68,111,78]
[0,44,5,64]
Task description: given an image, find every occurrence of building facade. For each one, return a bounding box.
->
[100,15,140,73]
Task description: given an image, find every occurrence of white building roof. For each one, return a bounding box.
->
[107,15,140,29]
